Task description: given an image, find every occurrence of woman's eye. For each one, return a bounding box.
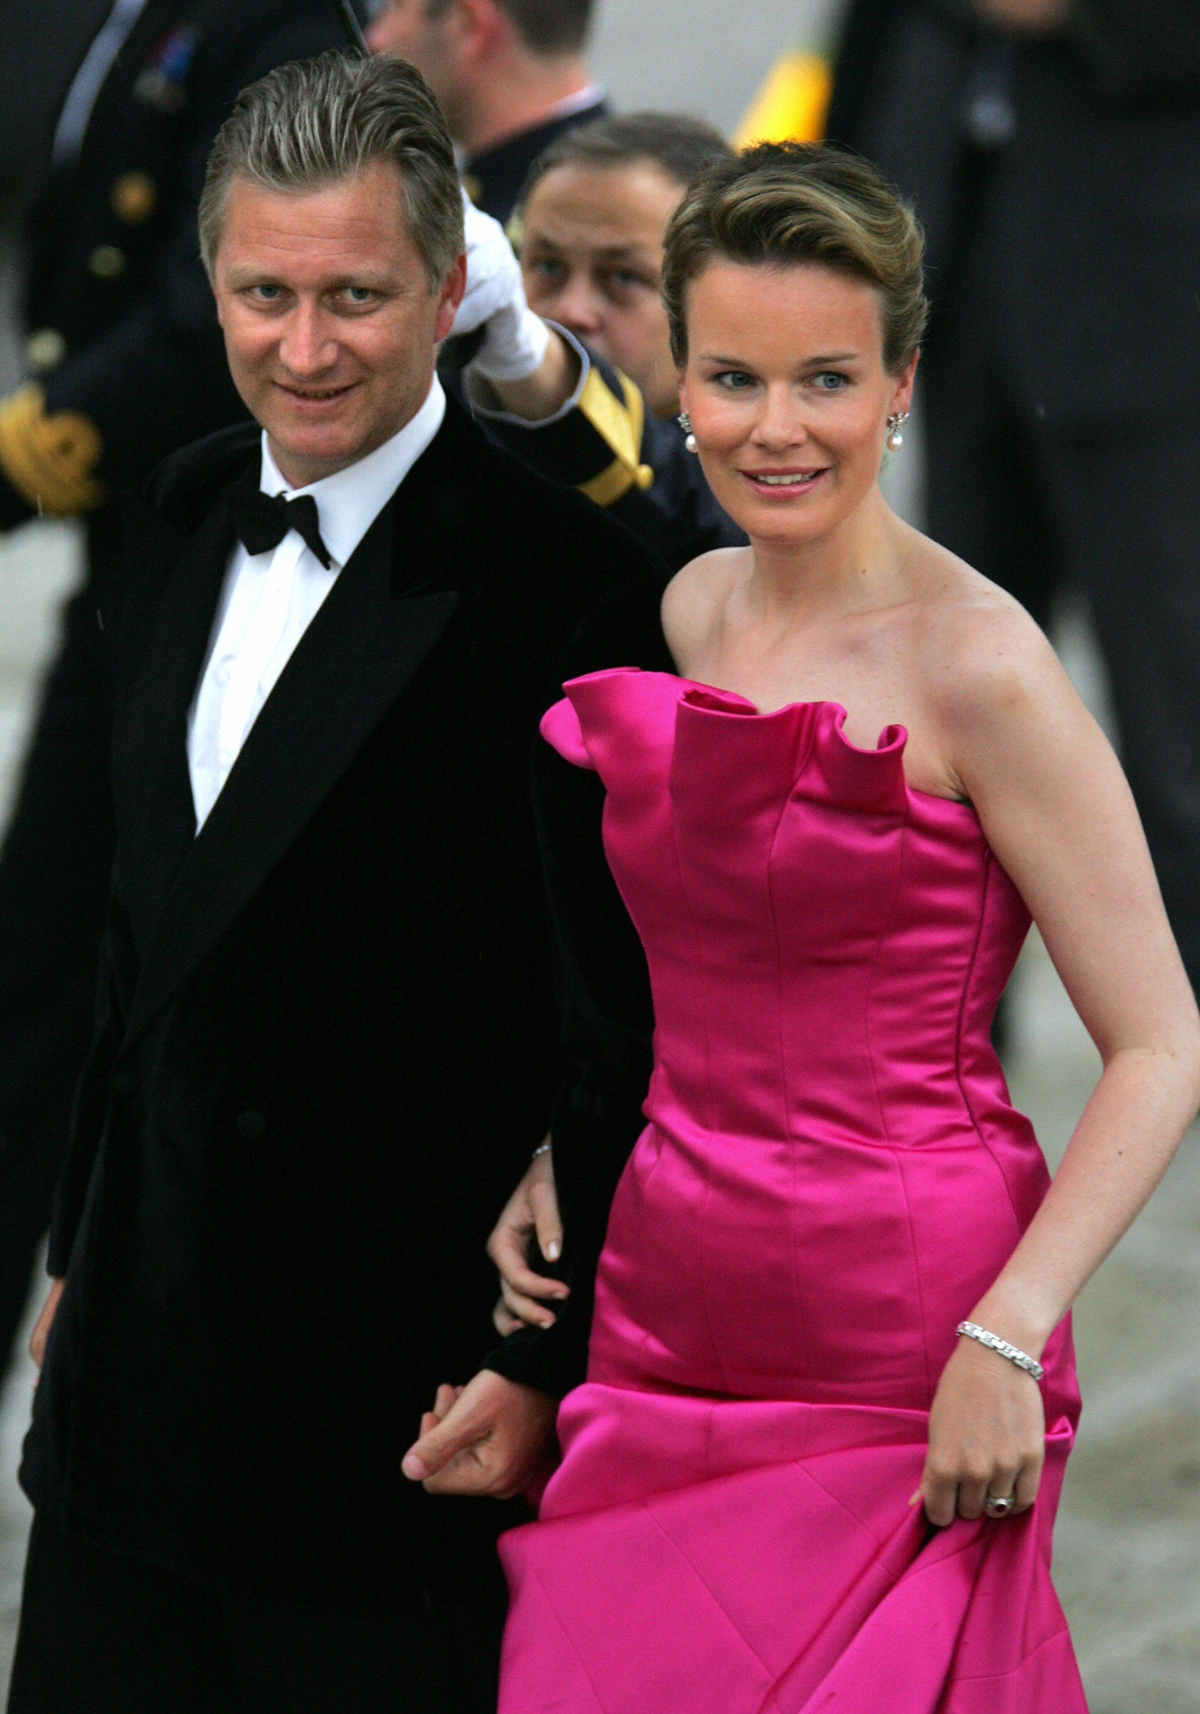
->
[812,371,849,390]
[714,370,755,390]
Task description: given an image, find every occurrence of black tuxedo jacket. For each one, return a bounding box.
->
[20,398,666,1603]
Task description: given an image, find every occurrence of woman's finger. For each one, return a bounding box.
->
[1012,1455,1043,1514]
[954,1475,990,1520]
[919,1468,959,1528]
[500,1278,559,1330]
[529,1174,564,1263]
[492,1295,524,1336]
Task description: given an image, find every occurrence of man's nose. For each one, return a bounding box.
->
[536,273,604,336]
[278,302,338,377]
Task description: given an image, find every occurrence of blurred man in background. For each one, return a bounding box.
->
[366,0,606,223]
[826,0,1200,988]
[0,0,356,1383]
[467,110,744,565]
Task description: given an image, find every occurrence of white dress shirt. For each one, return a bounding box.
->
[187,378,446,831]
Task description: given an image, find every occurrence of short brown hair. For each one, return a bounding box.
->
[661,141,927,374]
[519,111,735,215]
[199,51,464,288]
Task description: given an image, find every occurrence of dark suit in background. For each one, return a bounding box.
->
[0,0,350,1376]
[827,0,1200,981]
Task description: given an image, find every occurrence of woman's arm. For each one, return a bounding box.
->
[916,599,1200,1523]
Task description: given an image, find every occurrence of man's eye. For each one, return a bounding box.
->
[343,287,374,304]
[252,284,282,301]
[527,257,565,284]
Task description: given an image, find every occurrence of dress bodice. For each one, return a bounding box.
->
[542,667,1032,1164]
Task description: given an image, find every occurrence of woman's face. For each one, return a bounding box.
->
[520,160,683,418]
[679,259,916,547]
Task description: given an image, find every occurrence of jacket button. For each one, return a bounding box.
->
[235,1109,266,1141]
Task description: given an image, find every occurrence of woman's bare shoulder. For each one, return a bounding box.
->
[906,533,1068,732]
[661,546,750,658]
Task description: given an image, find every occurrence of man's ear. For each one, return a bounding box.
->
[434,252,468,342]
[454,0,507,62]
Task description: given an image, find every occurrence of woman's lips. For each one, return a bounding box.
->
[739,466,828,496]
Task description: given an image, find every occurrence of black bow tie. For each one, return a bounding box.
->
[223,483,333,569]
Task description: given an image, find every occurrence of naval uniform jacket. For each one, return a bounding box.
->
[20,398,667,1603]
[4,0,353,527]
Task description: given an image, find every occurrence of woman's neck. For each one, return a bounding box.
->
[743,489,909,630]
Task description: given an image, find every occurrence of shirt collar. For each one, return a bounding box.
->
[258,376,447,569]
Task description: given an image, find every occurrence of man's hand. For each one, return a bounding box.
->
[487,1144,567,1335]
[30,1278,65,1369]
[401,1369,557,1498]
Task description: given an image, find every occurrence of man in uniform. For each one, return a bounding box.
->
[0,0,355,1381]
[365,0,606,225]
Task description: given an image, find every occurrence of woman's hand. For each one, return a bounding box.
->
[487,1143,568,1334]
[914,1336,1045,1526]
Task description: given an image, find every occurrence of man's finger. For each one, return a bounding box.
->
[402,1389,484,1482]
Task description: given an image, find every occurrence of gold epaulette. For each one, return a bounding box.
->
[577,367,655,508]
[0,384,105,516]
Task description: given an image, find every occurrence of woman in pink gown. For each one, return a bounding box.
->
[424,144,1200,1711]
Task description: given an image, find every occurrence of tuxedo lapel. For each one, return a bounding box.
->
[113,499,236,952]
[122,497,459,1046]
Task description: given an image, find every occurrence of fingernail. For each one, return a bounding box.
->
[402,1454,428,1481]
[538,1316,555,1329]
[545,1241,561,1261]
[908,1490,921,1508]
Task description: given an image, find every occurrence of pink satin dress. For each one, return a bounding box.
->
[500,668,1087,1712]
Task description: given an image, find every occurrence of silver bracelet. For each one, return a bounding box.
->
[531,1141,552,1160]
[956,1321,1045,1382]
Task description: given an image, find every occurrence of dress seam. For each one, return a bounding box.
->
[953,848,1026,1229]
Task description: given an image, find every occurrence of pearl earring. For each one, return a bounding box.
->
[678,410,697,453]
[886,410,910,452]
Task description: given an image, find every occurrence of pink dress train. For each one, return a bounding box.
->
[500,669,1087,1712]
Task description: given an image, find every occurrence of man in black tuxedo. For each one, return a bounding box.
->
[10,49,662,1714]
[0,0,355,1387]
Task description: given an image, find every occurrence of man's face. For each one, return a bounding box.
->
[366,1,465,131]
[212,163,464,489]
[520,158,684,418]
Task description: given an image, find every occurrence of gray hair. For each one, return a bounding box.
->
[199,51,465,287]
